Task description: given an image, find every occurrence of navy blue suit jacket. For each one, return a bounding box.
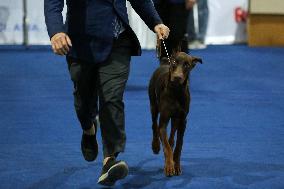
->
[44,0,162,63]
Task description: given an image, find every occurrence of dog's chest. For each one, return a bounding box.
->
[158,88,190,117]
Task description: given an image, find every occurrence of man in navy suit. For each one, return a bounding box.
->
[44,0,169,186]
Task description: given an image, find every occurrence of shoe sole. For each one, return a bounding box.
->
[97,161,128,186]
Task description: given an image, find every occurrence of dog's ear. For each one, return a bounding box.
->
[171,45,182,57]
[160,57,170,65]
[171,49,178,58]
[191,56,203,64]
[176,45,182,53]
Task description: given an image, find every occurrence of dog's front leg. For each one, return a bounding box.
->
[151,104,160,154]
[173,118,186,175]
[169,120,177,149]
[159,115,175,177]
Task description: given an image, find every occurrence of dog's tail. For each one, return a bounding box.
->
[160,57,170,66]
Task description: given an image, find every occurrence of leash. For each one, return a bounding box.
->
[161,40,171,64]
[156,39,178,65]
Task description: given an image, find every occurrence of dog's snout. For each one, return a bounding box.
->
[171,65,185,83]
[172,73,185,84]
[173,76,183,82]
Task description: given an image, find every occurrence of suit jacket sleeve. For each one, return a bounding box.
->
[128,0,163,31]
[44,0,65,38]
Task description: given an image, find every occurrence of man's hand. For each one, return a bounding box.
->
[186,0,196,10]
[154,24,170,40]
[50,32,72,56]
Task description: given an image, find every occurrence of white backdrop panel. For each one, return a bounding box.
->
[206,0,247,44]
[0,0,23,44]
[27,0,67,45]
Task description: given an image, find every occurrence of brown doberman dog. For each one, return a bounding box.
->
[148,51,202,177]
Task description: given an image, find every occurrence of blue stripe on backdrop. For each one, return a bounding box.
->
[0,45,284,189]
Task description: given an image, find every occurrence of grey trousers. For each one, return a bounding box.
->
[67,31,132,157]
[187,0,209,42]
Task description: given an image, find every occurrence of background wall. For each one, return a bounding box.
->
[0,0,247,48]
[0,0,23,44]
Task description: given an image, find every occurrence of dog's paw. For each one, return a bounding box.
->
[152,139,160,154]
[164,163,175,177]
[174,164,182,176]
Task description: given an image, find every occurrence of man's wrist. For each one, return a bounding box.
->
[153,21,163,31]
[48,29,66,40]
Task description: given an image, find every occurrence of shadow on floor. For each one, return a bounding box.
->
[121,157,284,189]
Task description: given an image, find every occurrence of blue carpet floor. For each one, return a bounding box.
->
[0,45,284,189]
